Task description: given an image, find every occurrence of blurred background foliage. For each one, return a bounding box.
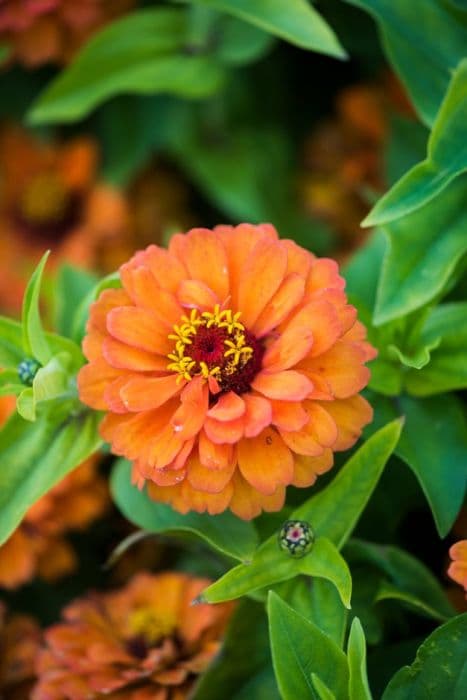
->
[0,1,466,698]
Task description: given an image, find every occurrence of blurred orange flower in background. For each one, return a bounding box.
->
[32,572,233,699]
[0,126,196,315]
[0,0,133,67]
[0,454,108,589]
[301,74,413,259]
[448,540,467,597]
[78,223,375,519]
[0,602,40,700]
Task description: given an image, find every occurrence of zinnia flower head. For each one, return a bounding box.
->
[0,0,133,67]
[32,572,233,699]
[0,602,40,700]
[0,456,108,589]
[448,540,467,597]
[78,224,376,519]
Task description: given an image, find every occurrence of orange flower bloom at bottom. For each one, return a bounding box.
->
[0,456,108,589]
[33,572,233,700]
[448,540,467,597]
[0,602,40,700]
[78,224,376,519]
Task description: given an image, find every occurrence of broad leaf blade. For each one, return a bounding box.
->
[268,592,349,700]
[348,618,373,700]
[111,458,258,562]
[193,0,346,57]
[21,251,52,365]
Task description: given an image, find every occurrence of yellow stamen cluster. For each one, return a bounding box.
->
[167,305,253,383]
[128,608,176,645]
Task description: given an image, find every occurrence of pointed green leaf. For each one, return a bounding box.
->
[28,9,225,125]
[343,0,467,127]
[374,174,467,325]
[346,540,454,622]
[365,59,467,227]
[382,614,467,699]
[193,0,346,57]
[294,419,403,549]
[311,675,336,700]
[348,618,373,700]
[0,407,102,545]
[309,578,348,649]
[21,251,52,365]
[268,592,349,700]
[202,421,401,604]
[110,458,258,562]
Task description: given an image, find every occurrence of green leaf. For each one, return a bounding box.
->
[21,251,52,365]
[345,540,454,622]
[191,599,280,700]
[382,614,467,699]
[397,395,467,536]
[202,536,351,607]
[111,458,258,562]
[404,302,467,395]
[17,353,73,422]
[215,15,275,65]
[309,578,348,649]
[201,421,401,605]
[348,618,373,700]
[0,407,102,545]
[343,0,467,127]
[0,317,27,368]
[268,592,349,700]
[385,116,429,187]
[374,174,467,325]
[294,419,403,549]
[192,0,347,57]
[54,265,98,338]
[365,59,467,227]
[344,229,386,312]
[28,9,225,125]
[311,675,336,700]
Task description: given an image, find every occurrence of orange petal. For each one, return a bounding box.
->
[237,428,293,495]
[187,453,235,494]
[77,360,125,410]
[229,471,285,520]
[177,279,218,310]
[296,298,343,358]
[283,239,314,277]
[171,377,209,440]
[204,415,244,444]
[450,540,467,561]
[170,229,229,301]
[101,407,175,460]
[207,392,245,421]
[243,394,272,438]
[103,337,168,372]
[343,320,377,361]
[143,424,186,470]
[306,258,345,296]
[300,341,370,399]
[280,402,337,456]
[320,395,373,451]
[120,375,182,411]
[292,449,333,487]
[149,467,187,487]
[219,223,273,309]
[104,375,131,413]
[107,306,171,355]
[262,311,314,372]
[253,273,305,338]
[271,400,308,431]
[180,478,234,515]
[134,245,187,293]
[121,264,182,327]
[252,370,312,401]
[238,239,287,328]
[82,329,105,362]
[198,431,234,470]
[88,288,131,334]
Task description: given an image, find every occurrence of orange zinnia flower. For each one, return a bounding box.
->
[0,456,108,589]
[0,602,41,700]
[0,0,133,67]
[33,572,233,699]
[79,224,375,519]
[448,540,467,597]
